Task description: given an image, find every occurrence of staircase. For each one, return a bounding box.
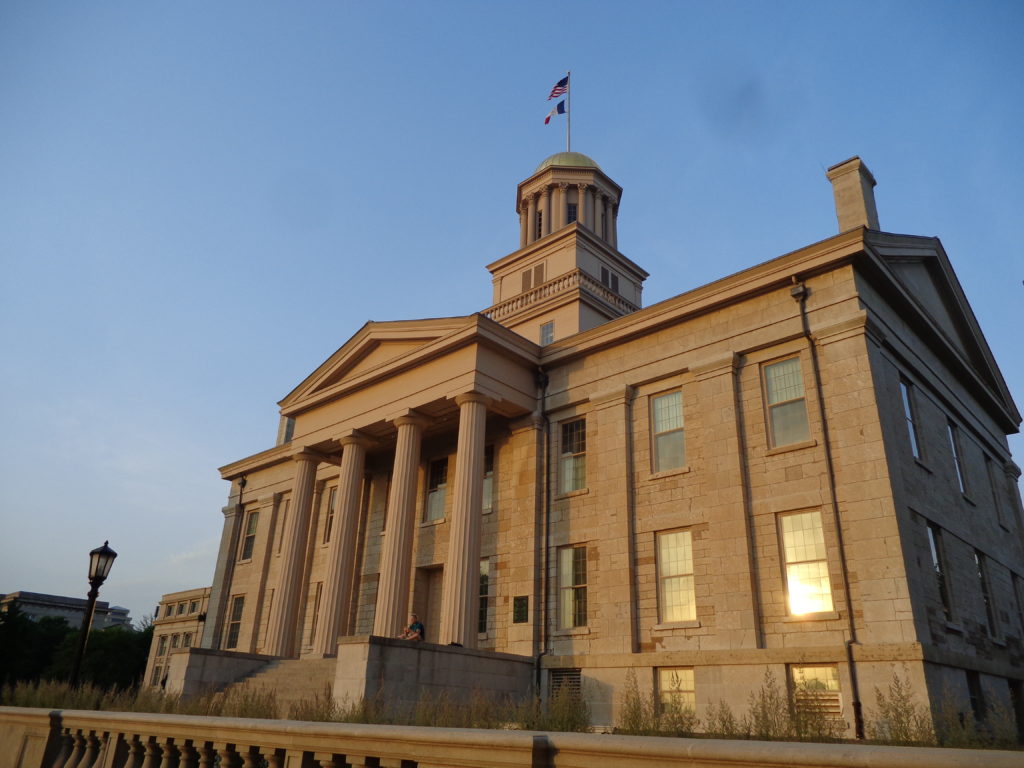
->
[221,657,337,717]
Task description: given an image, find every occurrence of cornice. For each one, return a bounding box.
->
[485,221,648,280]
[540,228,867,366]
[279,314,540,419]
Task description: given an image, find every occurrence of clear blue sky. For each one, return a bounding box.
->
[1,2,1021,622]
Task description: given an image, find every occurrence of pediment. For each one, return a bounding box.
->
[886,256,978,366]
[279,317,474,408]
[871,233,1019,426]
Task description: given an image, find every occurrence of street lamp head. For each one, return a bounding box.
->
[88,540,118,585]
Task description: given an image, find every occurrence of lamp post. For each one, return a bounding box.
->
[69,540,118,688]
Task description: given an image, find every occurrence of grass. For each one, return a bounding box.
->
[2,671,1019,748]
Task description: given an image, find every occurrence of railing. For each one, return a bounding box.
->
[484,269,638,322]
[3,706,1022,768]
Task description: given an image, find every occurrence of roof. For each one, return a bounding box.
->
[534,151,600,173]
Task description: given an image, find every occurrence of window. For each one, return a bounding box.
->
[308,582,323,645]
[651,391,685,472]
[657,667,696,713]
[182,632,192,648]
[225,596,245,650]
[947,421,967,494]
[975,550,997,636]
[791,665,842,719]
[171,634,180,649]
[521,263,545,293]
[323,486,337,543]
[151,665,162,687]
[986,456,1010,529]
[763,358,810,447]
[899,379,921,460]
[657,529,696,623]
[154,605,160,619]
[188,600,199,614]
[482,445,494,512]
[540,321,554,345]
[966,670,986,721]
[513,595,529,623]
[239,510,259,561]
[535,210,543,240]
[549,668,581,698]
[479,559,490,634]
[176,602,186,616]
[1014,575,1024,635]
[567,203,578,223]
[926,523,953,621]
[276,498,290,553]
[600,266,619,293]
[157,636,168,656]
[780,511,833,615]
[282,417,295,443]
[558,545,588,629]
[425,458,448,521]
[559,419,586,493]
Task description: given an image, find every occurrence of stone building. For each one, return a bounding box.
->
[0,591,130,630]
[168,152,1024,733]
[144,587,210,689]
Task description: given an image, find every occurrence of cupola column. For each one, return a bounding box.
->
[519,203,529,248]
[556,183,569,229]
[608,198,619,248]
[373,412,430,637]
[312,431,371,656]
[526,193,538,245]
[438,393,489,647]
[541,186,552,237]
[576,184,588,228]
[264,451,320,657]
[594,192,606,240]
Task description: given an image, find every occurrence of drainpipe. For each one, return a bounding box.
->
[535,366,551,693]
[791,278,865,739]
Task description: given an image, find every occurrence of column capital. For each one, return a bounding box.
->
[389,410,430,429]
[221,504,243,519]
[557,181,569,190]
[453,392,492,409]
[338,429,373,449]
[290,448,325,464]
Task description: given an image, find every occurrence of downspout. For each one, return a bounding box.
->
[791,278,865,739]
[535,366,551,693]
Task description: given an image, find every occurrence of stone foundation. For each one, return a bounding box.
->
[334,635,535,706]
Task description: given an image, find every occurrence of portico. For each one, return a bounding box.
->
[213,315,539,660]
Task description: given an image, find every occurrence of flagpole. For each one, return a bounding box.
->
[565,70,571,152]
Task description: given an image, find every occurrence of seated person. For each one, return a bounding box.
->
[398,613,425,641]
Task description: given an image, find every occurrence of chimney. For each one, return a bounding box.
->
[826,156,879,232]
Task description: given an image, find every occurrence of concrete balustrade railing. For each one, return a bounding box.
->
[2,706,1022,768]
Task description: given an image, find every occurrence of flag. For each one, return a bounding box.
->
[548,75,569,99]
[544,100,566,124]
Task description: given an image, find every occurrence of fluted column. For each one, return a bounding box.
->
[541,186,552,237]
[526,194,538,244]
[263,451,320,656]
[313,431,370,655]
[519,203,528,247]
[576,184,588,228]
[373,412,429,637]
[595,193,606,240]
[556,183,569,229]
[608,198,619,248]
[438,394,489,647]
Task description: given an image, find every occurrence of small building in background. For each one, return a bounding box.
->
[144,587,211,688]
[0,591,131,630]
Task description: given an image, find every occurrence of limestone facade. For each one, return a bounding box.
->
[144,587,210,689]
[183,153,1023,732]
